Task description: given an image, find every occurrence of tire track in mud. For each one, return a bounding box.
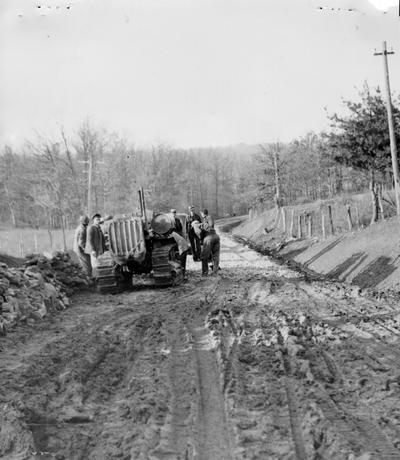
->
[216,273,400,459]
[277,337,308,460]
[173,275,234,460]
[191,323,232,460]
[200,275,296,458]
[289,282,400,457]
[296,282,400,376]
[274,309,400,459]
[0,292,176,459]
[151,312,196,459]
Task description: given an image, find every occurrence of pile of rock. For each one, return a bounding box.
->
[0,251,88,335]
[25,251,89,295]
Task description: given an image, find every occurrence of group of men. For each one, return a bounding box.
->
[74,205,220,281]
[73,213,106,280]
[169,206,220,277]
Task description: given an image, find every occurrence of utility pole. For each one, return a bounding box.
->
[374,41,400,215]
[87,150,93,218]
[78,150,104,218]
[272,142,282,208]
[78,151,93,217]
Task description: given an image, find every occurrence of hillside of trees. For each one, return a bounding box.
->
[0,85,399,229]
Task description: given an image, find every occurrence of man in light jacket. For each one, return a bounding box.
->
[73,215,92,277]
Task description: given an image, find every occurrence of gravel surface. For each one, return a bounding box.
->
[1,231,400,459]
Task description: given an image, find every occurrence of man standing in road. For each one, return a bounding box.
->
[201,209,214,231]
[186,205,202,262]
[88,213,106,272]
[73,215,92,277]
[170,230,190,278]
[194,215,220,276]
[170,209,183,236]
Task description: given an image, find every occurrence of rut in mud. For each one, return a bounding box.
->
[2,232,400,459]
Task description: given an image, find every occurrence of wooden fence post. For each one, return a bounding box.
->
[298,212,303,238]
[321,210,326,240]
[34,233,38,253]
[378,195,385,220]
[61,215,67,251]
[345,204,353,230]
[282,207,286,233]
[355,204,361,229]
[48,229,53,251]
[327,205,334,235]
[19,232,24,257]
[290,208,295,237]
[273,207,279,228]
[307,213,313,238]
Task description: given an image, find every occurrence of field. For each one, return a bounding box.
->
[0,228,76,257]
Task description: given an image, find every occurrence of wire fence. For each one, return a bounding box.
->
[248,191,397,240]
[0,228,76,257]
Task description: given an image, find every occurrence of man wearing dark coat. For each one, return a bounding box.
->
[186,206,202,261]
[88,213,106,270]
[195,210,220,276]
[170,209,183,236]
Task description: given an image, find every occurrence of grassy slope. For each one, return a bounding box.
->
[232,193,400,292]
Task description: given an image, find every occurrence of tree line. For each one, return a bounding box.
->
[251,84,400,223]
[0,84,399,229]
[0,122,253,228]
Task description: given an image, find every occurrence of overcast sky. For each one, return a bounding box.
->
[0,0,399,149]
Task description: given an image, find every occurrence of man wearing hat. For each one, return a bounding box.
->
[194,212,220,277]
[88,213,106,270]
[186,205,202,261]
[170,209,183,236]
[73,215,92,277]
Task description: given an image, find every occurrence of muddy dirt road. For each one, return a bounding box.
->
[2,232,400,459]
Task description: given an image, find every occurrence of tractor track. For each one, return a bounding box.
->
[272,307,400,459]
[214,266,400,459]
[295,282,400,372]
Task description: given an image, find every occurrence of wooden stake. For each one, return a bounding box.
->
[275,207,281,229]
[345,204,353,230]
[298,212,302,238]
[378,193,385,220]
[19,233,23,257]
[290,208,295,237]
[328,205,334,235]
[307,213,312,238]
[273,208,279,227]
[48,229,53,251]
[355,204,361,229]
[282,207,286,233]
[321,210,326,240]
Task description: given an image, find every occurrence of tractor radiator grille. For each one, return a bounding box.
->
[108,218,144,257]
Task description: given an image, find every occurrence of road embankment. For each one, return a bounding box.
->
[230,213,400,293]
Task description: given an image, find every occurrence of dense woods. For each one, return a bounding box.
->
[0,86,399,229]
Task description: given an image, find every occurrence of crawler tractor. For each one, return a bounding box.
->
[93,192,185,294]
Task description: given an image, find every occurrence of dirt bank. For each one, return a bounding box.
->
[2,232,400,459]
[232,212,400,293]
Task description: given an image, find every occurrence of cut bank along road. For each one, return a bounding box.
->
[2,231,400,459]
